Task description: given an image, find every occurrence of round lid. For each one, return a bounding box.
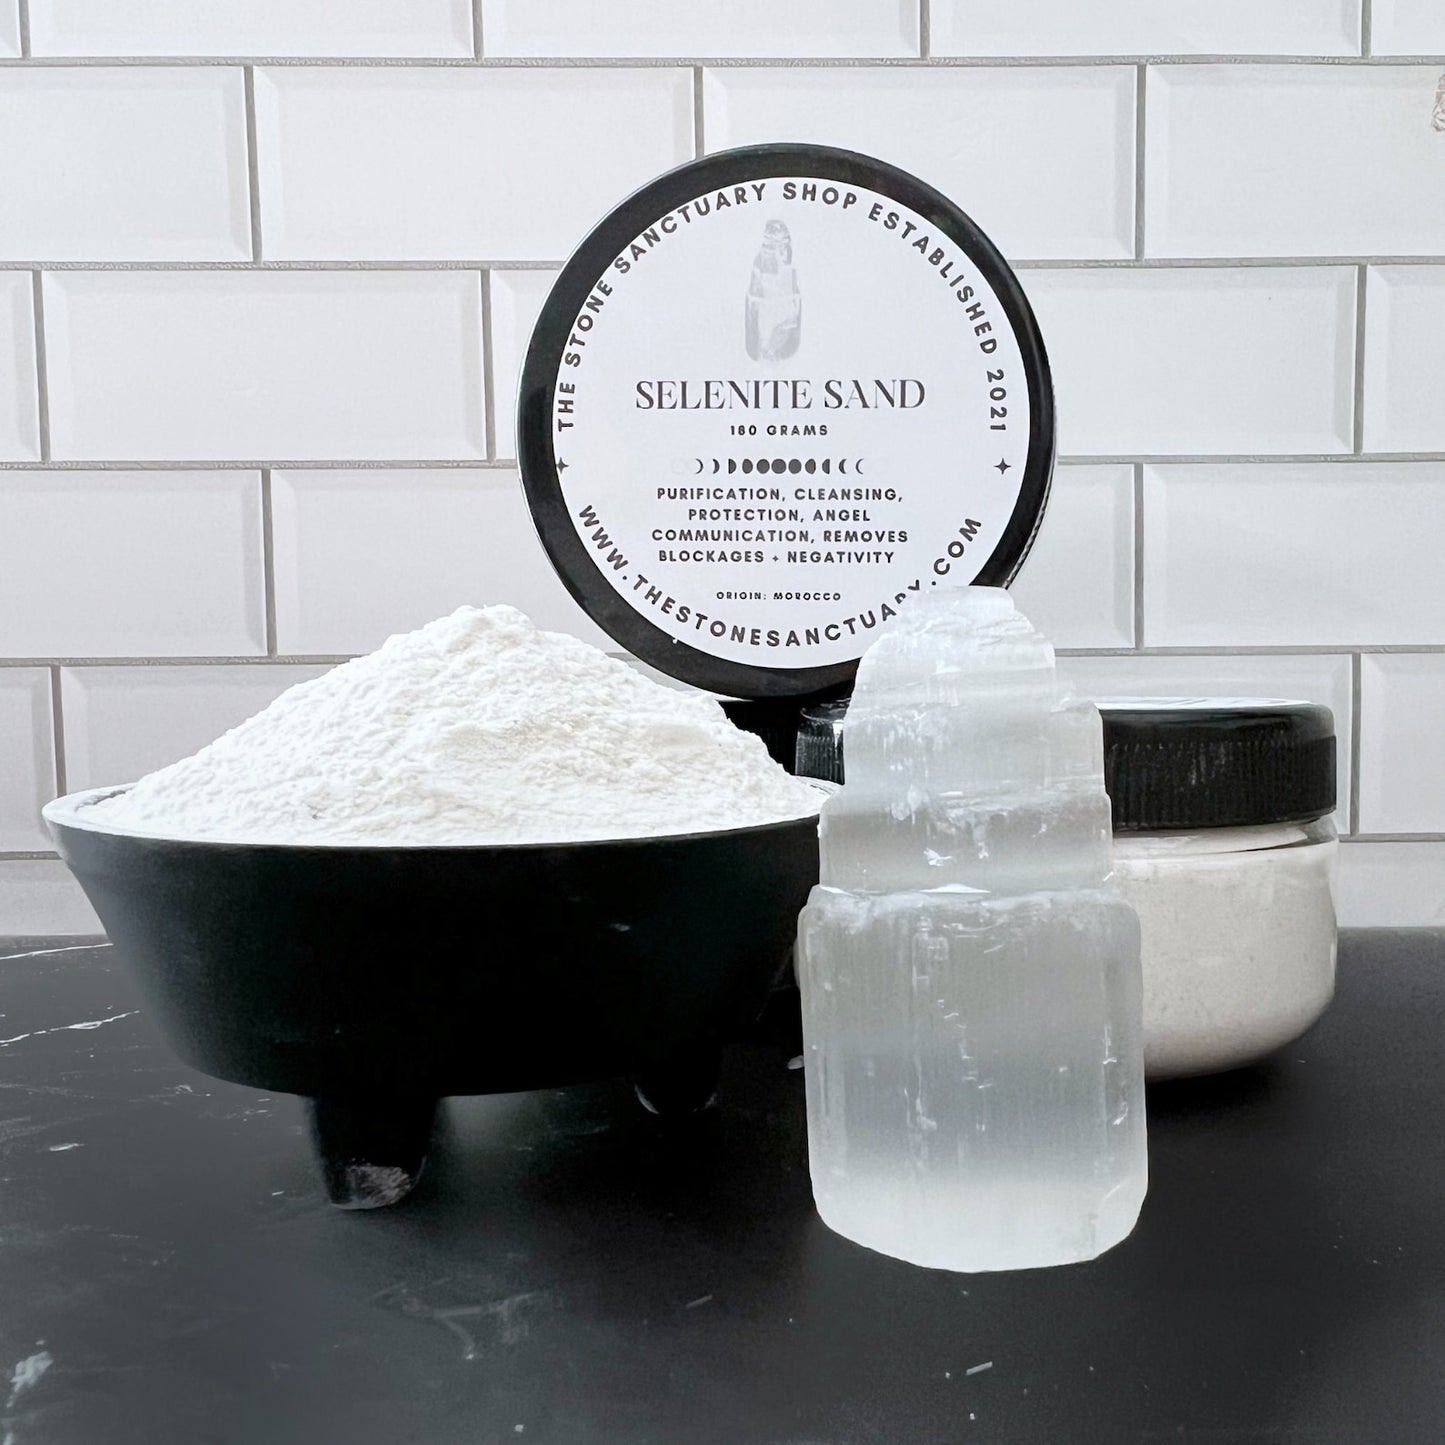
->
[517,143,1055,700]
[796,696,1336,830]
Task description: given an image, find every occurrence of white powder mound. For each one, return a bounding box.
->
[85,605,824,846]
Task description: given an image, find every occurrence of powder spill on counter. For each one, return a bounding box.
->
[85,605,824,845]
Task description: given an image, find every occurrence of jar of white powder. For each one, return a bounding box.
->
[795,696,1339,1079]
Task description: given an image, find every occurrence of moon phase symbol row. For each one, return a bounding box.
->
[692,458,868,476]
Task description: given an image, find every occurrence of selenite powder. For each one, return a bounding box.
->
[86,606,823,846]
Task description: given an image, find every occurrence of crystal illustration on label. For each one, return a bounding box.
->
[745,220,801,362]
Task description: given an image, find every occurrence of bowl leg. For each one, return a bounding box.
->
[633,1047,722,1119]
[304,1095,439,1209]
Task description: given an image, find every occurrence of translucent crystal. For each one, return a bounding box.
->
[796,587,1147,1271]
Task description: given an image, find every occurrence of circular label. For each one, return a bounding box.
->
[519,145,1054,699]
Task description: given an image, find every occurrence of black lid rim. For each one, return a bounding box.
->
[517,142,1056,702]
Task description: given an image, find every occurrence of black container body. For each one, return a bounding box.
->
[48,795,820,1100]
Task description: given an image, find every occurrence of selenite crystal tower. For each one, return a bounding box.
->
[796,587,1147,1271]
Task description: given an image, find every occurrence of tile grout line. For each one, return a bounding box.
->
[15,0,29,56]
[243,66,263,260]
[7,454,1445,472]
[692,65,705,157]
[919,0,931,61]
[1349,653,1363,835]
[1132,463,1145,647]
[0,55,1441,68]
[1352,264,1368,454]
[480,269,497,461]
[3,257,1443,272]
[1361,0,1373,57]
[49,665,67,798]
[260,469,277,655]
[9,257,1439,273]
[0,459,517,470]
[29,271,50,462]
[1133,64,1146,259]
[471,0,484,61]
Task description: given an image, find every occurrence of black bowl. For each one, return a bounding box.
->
[44,787,824,1207]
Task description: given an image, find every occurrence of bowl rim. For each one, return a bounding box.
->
[43,781,833,854]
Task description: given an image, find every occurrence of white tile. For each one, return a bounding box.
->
[60,664,329,792]
[28,0,471,57]
[0,860,101,936]
[1363,267,1445,454]
[271,468,613,654]
[1358,655,1445,833]
[0,671,56,851]
[482,0,916,57]
[1022,268,1355,456]
[1059,652,1353,824]
[45,272,484,462]
[1371,0,1445,56]
[1335,842,1445,926]
[1146,67,1445,258]
[705,68,1134,261]
[489,271,557,460]
[0,3,19,56]
[1143,462,1445,646]
[932,0,1358,56]
[255,69,693,262]
[0,70,249,262]
[1009,465,1133,648]
[0,471,265,657]
[0,273,40,461]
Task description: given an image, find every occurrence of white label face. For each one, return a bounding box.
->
[549,176,1032,669]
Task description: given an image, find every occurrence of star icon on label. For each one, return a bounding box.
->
[994,458,1011,475]
[557,458,570,473]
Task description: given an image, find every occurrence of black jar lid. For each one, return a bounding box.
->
[517,142,1055,701]
[796,696,1336,831]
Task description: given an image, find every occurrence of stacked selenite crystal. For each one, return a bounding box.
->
[796,587,1148,1271]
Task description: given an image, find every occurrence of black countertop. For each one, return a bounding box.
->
[1,931,1442,1445]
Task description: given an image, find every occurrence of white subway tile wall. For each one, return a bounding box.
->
[1363,268,1445,453]
[253,69,694,261]
[1357,655,1445,833]
[0,272,39,460]
[1142,463,1445,647]
[930,0,1360,58]
[1145,67,1445,258]
[0,472,266,657]
[0,70,250,261]
[27,1,473,58]
[0,18,1441,929]
[0,669,55,851]
[704,68,1135,261]
[45,271,486,461]
[1007,466,1134,650]
[1367,0,1445,57]
[481,0,918,58]
[1020,269,1356,455]
[489,271,558,459]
